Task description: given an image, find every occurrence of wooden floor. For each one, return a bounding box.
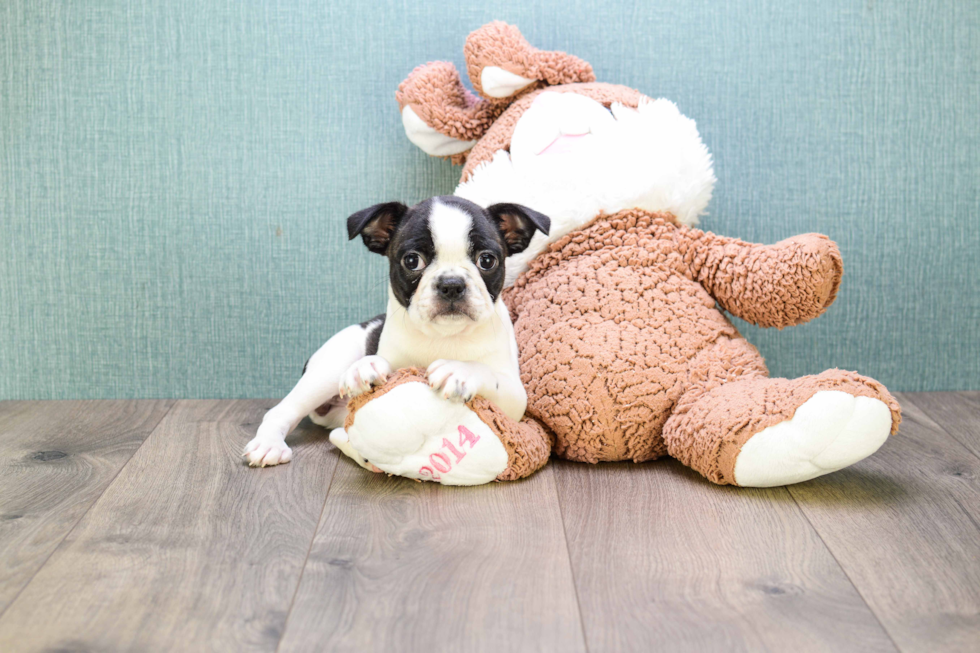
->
[0,394,977,652]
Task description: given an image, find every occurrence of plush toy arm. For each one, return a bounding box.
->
[685,230,843,328]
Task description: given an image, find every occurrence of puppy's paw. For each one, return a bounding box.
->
[243,433,293,467]
[426,360,490,403]
[339,355,392,399]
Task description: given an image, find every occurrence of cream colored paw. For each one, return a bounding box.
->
[346,381,508,486]
[243,434,292,467]
[733,391,892,487]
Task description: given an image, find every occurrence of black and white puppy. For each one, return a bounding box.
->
[243,196,550,467]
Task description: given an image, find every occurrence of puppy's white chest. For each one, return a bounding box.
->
[378,321,499,369]
[377,297,517,374]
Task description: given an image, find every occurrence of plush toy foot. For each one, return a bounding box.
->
[339,368,552,485]
[733,391,891,487]
[663,369,901,486]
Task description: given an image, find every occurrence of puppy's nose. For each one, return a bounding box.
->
[436,276,467,301]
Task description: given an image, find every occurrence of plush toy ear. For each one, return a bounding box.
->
[487,203,551,255]
[347,202,409,255]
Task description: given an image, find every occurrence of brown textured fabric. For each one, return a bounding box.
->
[344,368,553,482]
[469,404,554,482]
[508,210,844,328]
[463,21,595,102]
[460,83,646,182]
[395,61,506,144]
[501,209,901,473]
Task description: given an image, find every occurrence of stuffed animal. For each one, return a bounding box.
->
[327,22,901,486]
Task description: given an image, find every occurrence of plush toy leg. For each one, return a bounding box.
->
[663,366,901,487]
[341,369,553,485]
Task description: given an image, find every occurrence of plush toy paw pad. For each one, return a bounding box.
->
[339,356,392,398]
[480,66,536,98]
[243,436,292,467]
[734,391,892,487]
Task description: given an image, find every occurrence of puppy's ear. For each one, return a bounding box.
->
[487,203,551,255]
[347,202,409,254]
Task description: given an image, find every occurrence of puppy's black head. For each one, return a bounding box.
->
[348,196,550,326]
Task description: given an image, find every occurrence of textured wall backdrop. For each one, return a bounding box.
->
[1,0,978,399]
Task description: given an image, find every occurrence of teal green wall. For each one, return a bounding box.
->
[1,0,978,399]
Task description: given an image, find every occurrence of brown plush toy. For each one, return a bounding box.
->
[333,22,900,487]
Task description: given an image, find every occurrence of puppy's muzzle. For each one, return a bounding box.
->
[433,275,473,318]
[436,276,467,301]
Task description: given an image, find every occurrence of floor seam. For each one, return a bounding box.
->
[275,449,342,653]
[552,464,591,653]
[786,486,904,653]
[898,392,980,465]
[0,398,179,623]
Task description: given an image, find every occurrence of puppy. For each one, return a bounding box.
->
[243,196,550,467]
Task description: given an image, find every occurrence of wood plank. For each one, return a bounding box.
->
[788,393,980,652]
[555,459,896,652]
[0,399,174,615]
[278,459,587,653]
[0,400,338,652]
[901,392,980,461]
[0,400,42,426]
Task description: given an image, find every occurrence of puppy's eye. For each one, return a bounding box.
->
[402,253,426,271]
[477,253,498,271]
